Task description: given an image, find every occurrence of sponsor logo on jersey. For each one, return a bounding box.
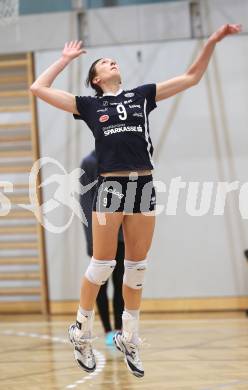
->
[102,124,120,131]
[103,101,108,106]
[110,102,119,106]
[133,112,143,118]
[124,92,134,98]
[129,104,141,109]
[97,108,108,113]
[104,186,124,199]
[99,114,109,123]
[124,99,133,104]
[104,125,142,136]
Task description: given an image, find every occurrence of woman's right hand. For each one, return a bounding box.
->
[30,40,86,114]
[62,40,86,62]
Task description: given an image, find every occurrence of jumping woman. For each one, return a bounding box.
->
[30,23,241,378]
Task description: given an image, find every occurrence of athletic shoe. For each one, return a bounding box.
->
[114,330,144,377]
[105,331,115,346]
[68,312,96,373]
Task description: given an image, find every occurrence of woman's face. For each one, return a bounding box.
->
[93,58,121,86]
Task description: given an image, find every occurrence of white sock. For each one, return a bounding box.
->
[75,306,94,338]
[122,309,140,345]
[124,309,140,320]
[78,306,93,319]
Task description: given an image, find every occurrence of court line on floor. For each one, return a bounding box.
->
[1,330,106,389]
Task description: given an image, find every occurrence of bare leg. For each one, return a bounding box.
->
[79,211,124,310]
[80,277,101,310]
[69,212,125,372]
[122,285,142,310]
[122,213,155,310]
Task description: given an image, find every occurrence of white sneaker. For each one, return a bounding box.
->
[114,331,144,377]
[68,312,96,373]
[114,312,144,378]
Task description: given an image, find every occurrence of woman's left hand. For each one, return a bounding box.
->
[211,24,242,43]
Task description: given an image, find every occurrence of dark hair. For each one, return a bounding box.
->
[86,58,103,96]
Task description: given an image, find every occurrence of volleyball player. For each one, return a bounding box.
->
[30,23,241,378]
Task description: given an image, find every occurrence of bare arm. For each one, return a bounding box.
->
[156,24,242,102]
[30,41,86,114]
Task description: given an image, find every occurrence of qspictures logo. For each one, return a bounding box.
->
[1,158,248,232]
[0,157,97,233]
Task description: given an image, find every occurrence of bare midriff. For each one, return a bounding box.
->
[101,169,152,177]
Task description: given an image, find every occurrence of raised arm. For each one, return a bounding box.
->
[156,24,242,102]
[30,41,86,114]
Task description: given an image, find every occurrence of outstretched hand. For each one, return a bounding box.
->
[211,24,242,43]
[62,40,86,62]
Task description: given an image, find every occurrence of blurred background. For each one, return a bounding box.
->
[0,0,248,316]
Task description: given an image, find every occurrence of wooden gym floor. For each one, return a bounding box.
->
[0,312,248,390]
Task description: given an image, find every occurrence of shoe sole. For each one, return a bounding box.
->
[68,325,96,373]
[113,333,144,378]
[74,352,96,373]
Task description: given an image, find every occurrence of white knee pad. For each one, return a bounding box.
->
[85,257,116,285]
[123,259,148,290]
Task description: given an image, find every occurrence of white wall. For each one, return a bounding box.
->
[0,12,78,54]
[0,2,191,54]
[2,0,248,54]
[86,1,191,45]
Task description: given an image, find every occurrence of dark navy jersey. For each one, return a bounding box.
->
[73,84,157,175]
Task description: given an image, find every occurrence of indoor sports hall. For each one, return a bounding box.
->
[0,1,248,389]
